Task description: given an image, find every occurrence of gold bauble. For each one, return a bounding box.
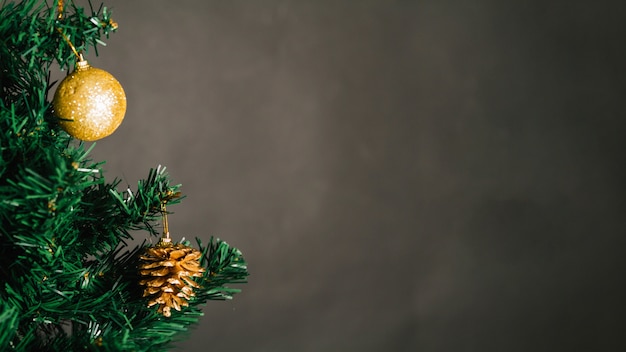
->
[52,60,126,141]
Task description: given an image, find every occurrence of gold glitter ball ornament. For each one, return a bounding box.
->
[52,60,126,141]
[139,240,206,317]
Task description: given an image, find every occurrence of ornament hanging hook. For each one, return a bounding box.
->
[56,28,83,62]
[55,0,117,63]
[161,201,171,243]
[56,0,84,62]
[57,0,64,20]
[159,190,180,244]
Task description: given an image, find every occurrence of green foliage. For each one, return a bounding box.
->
[0,1,248,350]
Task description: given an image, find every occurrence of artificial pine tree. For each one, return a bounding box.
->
[0,1,248,350]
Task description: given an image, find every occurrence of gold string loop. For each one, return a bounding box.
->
[55,0,118,62]
[161,202,171,243]
[57,0,64,20]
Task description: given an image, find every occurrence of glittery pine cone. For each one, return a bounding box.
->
[138,240,205,317]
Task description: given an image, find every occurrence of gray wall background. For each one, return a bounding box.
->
[82,0,626,351]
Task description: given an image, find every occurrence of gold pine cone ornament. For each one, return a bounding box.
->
[139,239,205,317]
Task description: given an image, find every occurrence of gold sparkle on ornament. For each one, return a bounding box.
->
[53,60,126,141]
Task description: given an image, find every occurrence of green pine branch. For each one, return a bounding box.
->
[0,1,248,350]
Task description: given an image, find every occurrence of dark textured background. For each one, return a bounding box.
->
[80,0,626,351]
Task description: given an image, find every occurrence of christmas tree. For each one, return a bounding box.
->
[0,1,248,350]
